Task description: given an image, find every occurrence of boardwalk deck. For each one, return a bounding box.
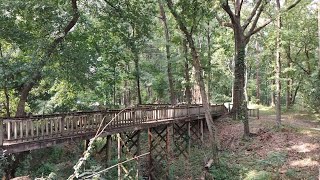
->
[0,104,227,154]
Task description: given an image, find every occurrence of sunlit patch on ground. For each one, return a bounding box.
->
[289,158,319,167]
[288,143,319,153]
[216,112,320,179]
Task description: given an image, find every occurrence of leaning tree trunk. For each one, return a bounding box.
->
[189,38,218,161]
[16,82,34,117]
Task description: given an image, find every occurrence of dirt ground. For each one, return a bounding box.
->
[216,113,320,179]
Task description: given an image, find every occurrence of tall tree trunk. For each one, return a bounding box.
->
[255,41,260,105]
[233,22,250,137]
[275,0,282,127]
[207,21,212,102]
[188,36,218,161]
[286,44,292,109]
[318,0,320,72]
[183,39,192,104]
[16,82,35,117]
[4,85,11,117]
[158,0,176,105]
[113,65,116,106]
[271,79,276,107]
[134,52,142,105]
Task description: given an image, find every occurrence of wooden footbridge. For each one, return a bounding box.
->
[0,104,262,179]
[0,104,226,154]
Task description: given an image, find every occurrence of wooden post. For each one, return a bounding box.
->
[7,122,11,140]
[84,139,90,150]
[106,135,112,166]
[0,119,3,146]
[187,122,191,156]
[166,125,170,179]
[148,128,152,179]
[61,115,65,135]
[117,133,122,180]
[200,119,204,144]
[257,109,260,119]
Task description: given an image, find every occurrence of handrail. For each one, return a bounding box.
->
[0,104,226,150]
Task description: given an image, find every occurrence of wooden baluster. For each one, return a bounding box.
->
[45,118,49,136]
[14,121,18,140]
[36,119,39,139]
[20,120,24,139]
[78,116,81,133]
[60,116,64,135]
[73,117,76,134]
[70,117,74,134]
[41,119,44,138]
[25,120,29,139]
[7,122,11,140]
[30,120,34,139]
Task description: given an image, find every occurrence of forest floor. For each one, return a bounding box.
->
[214,108,320,180]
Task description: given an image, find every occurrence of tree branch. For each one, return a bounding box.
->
[221,0,236,24]
[165,0,190,37]
[246,19,271,38]
[235,0,244,16]
[47,0,80,58]
[242,0,263,30]
[247,1,267,37]
[285,0,302,11]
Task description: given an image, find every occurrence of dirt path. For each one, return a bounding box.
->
[217,113,320,179]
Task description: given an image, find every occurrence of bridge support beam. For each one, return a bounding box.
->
[148,125,170,180]
[105,135,112,166]
[189,120,204,146]
[115,130,142,180]
[173,122,190,158]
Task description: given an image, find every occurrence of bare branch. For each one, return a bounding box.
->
[246,19,271,38]
[285,0,302,11]
[235,0,244,16]
[221,0,236,24]
[165,0,190,37]
[47,0,80,58]
[242,0,263,30]
[247,1,265,36]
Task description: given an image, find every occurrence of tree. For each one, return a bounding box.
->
[219,0,302,136]
[275,0,282,127]
[165,0,219,161]
[158,0,176,105]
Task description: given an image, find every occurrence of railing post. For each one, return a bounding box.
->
[257,109,260,120]
[0,119,3,146]
[61,115,65,135]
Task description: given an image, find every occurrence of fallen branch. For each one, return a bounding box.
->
[81,152,150,179]
[67,107,130,179]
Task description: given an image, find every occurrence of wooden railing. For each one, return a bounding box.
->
[0,104,227,147]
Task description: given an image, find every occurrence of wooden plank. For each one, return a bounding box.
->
[31,120,34,138]
[20,120,24,139]
[14,121,18,140]
[7,122,11,140]
[36,120,39,138]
